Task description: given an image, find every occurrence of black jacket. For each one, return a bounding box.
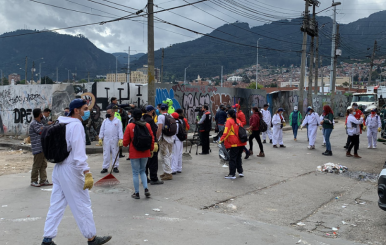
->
[142,114,158,141]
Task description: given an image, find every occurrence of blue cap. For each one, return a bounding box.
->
[69,99,86,115]
[146,105,155,112]
[278,108,284,112]
[160,103,168,110]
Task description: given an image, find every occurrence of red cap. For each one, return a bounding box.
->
[233,104,240,109]
[171,112,179,119]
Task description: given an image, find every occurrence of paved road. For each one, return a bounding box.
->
[0,122,385,244]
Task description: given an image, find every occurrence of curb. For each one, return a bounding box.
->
[0,142,104,154]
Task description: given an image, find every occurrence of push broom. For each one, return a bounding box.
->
[94,151,120,186]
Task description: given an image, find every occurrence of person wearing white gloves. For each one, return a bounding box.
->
[346,108,364,158]
[99,109,123,173]
[301,107,319,149]
[271,108,286,148]
[41,99,112,245]
[261,104,273,144]
[365,109,382,149]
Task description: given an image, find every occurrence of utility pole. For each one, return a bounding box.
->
[256,38,262,89]
[88,72,90,83]
[127,46,130,84]
[307,36,314,106]
[25,56,28,84]
[314,35,319,95]
[369,40,377,85]
[56,67,58,83]
[161,48,164,83]
[331,24,340,106]
[221,66,223,87]
[31,61,35,83]
[39,62,42,84]
[147,0,156,105]
[299,0,309,114]
[115,56,118,83]
[329,1,341,92]
[321,56,324,95]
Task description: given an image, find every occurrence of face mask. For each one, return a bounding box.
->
[106,113,111,118]
[81,110,90,121]
[156,109,159,114]
[128,115,132,118]
[64,112,69,116]
[353,112,356,116]
[294,109,298,112]
[251,111,253,114]
[307,112,311,115]
[353,106,358,110]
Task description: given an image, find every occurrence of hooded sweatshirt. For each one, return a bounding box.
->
[57,116,90,173]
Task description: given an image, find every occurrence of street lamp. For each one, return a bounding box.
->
[184,65,190,85]
[256,38,263,89]
[65,68,70,83]
[39,61,45,84]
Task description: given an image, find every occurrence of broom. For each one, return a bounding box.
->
[94,150,120,186]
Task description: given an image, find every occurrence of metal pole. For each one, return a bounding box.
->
[147,0,156,105]
[25,56,28,84]
[127,46,130,84]
[68,70,69,83]
[331,24,339,107]
[350,68,354,91]
[39,62,41,84]
[115,56,118,83]
[329,3,339,91]
[314,35,319,95]
[221,66,223,87]
[56,67,58,83]
[256,39,259,89]
[299,1,309,115]
[161,48,164,83]
[184,68,187,85]
[307,37,314,106]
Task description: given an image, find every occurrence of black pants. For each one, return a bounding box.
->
[348,135,360,154]
[249,130,264,153]
[201,131,210,154]
[146,150,159,181]
[229,146,243,176]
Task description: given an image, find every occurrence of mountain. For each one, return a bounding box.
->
[112,52,145,66]
[0,30,118,82]
[130,11,386,82]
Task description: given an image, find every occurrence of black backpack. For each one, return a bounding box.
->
[176,120,187,141]
[41,121,70,163]
[234,119,248,143]
[132,122,152,151]
[162,114,177,137]
[259,117,268,133]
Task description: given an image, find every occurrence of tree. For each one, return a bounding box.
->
[79,79,88,83]
[247,82,263,89]
[0,77,9,85]
[342,82,349,87]
[41,76,54,84]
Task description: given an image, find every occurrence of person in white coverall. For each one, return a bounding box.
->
[99,109,123,173]
[41,99,111,245]
[271,108,286,148]
[261,104,273,144]
[365,109,382,148]
[171,112,183,174]
[301,107,319,149]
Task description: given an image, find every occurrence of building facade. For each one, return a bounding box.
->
[106,73,127,83]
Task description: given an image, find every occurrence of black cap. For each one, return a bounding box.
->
[263,104,269,107]
[132,108,142,120]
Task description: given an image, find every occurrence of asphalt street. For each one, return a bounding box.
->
[0,121,385,245]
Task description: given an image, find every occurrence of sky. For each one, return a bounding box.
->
[0,0,385,54]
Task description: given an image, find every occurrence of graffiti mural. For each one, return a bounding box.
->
[155,88,181,109]
[210,92,232,115]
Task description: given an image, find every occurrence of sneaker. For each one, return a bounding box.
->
[131,192,140,199]
[119,154,125,158]
[224,175,236,179]
[280,145,286,148]
[354,154,362,158]
[257,152,265,157]
[161,173,173,181]
[273,145,278,148]
[307,146,312,149]
[88,236,112,245]
[311,145,315,149]
[113,168,119,173]
[31,181,41,187]
[294,138,297,141]
[343,145,347,149]
[322,143,326,146]
[244,152,250,159]
[126,157,130,161]
[373,145,377,149]
[150,180,164,185]
[239,173,244,178]
[172,172,177,175]
[145,188,151,198]
[263,140,266,144]
[41,180,53,186]
[100,169,108,173]
[346,152,353,157]
[368,145,372,149]
[147,179,151,184]
[41,241,57,245]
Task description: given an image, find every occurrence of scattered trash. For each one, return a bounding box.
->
[2,205,7,208]
[351,224,357,227]
[152,208,161,212]
[333,232,337,235]
[226,204,237,211]
[40,189,52,192]
[296,240,302,244]
[342,221,348,225]
[359,202,366,205]
[325,233,330,236]
[332,227,338,231]
[318,163,348,173]
[144,240,148,242]
[145,214,149,216]
[335,197,339,199]
[342,206,347,208]
[297,222,306,226]
[230,199,234,201]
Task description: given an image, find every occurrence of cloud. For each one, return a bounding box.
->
[0,0,381,54]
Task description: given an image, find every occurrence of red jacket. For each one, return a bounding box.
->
[249,112,260,131]
[123,122,154,159]
[237,110,247,126]
[220,118,247,149]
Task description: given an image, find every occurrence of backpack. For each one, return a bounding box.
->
[233,119,248,143]
[162,114,177,137]
[132,122,152,151]
[259,118,268,133]
[176,120,187,141]
[41,121,70,163]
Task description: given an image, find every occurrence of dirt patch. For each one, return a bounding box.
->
[0,149,33,176]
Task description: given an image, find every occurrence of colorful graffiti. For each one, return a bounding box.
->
[155,88,181,109]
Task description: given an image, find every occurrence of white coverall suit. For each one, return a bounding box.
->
[261,109,273,141]
[43,116,96,239]
[272,113,285,146]
[301,112,319,147]
[171,119,183,173]
[365,114,381,148]
[99,117,123,170]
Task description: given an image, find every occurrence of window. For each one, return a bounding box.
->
[352,95,375,102]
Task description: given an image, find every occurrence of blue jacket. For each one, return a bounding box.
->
[215,110,227,125]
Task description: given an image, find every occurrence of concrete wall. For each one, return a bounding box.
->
[0,82,349,136]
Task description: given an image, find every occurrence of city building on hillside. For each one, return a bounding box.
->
[130,71,148,84]
[280,76,352,88]
[137,65,161,83]
[227,76,242,82]
[96,75,107,79]
[106,73,127,83]
[8,73,21,85]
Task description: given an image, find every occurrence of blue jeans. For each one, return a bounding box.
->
[324,128,333,151]
[292,124,299,139]
[131,158,148,193]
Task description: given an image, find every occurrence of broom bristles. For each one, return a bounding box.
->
[94,174,120,186]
